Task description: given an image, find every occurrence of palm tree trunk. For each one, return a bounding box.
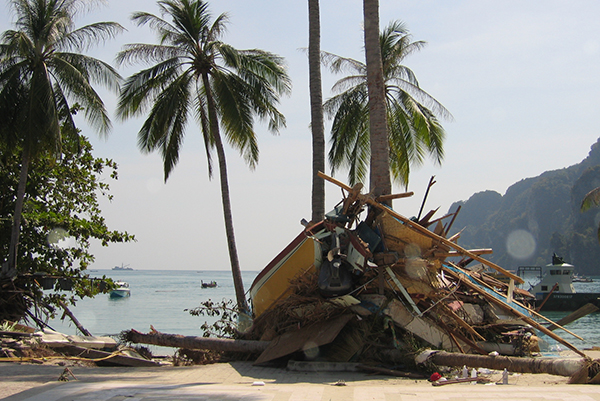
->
[201,73,248,312]
[363,0,391,201]
[5,145,31,277]
[308,0,325,222]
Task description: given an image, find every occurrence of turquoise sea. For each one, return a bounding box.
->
[45,270,600,355]
[47,269,258,348]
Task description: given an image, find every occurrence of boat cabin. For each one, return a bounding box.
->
[517,263,575,295]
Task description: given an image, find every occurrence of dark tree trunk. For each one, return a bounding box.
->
[202,73,248,312]
[308,0,325,223]
[5,145,31,277]
[363,0,391,201]
[125,329,270,353]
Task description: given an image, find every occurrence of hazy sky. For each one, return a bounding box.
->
[2,0,599,272]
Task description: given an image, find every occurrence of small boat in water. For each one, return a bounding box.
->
[201,280,217,288]
[110,281,131,298]
[573,274,594,283]
[517,254,600,311]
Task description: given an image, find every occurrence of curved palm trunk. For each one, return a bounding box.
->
[308,0,325,222]
[363,0,391,201]
[201,73,248,312]
[4,145,31,277]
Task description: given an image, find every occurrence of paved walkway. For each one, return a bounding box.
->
[3,361,600,401]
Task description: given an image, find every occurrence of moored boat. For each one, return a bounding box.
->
[517,254,600,311]
[110,281,131,298]
[201,280,217,288]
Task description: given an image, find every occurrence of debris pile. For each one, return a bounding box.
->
[245,173,587,367]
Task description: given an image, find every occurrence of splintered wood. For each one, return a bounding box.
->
[245,172,585,366]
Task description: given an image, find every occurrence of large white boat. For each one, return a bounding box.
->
[517,254,599,311]
[110,281,131,298]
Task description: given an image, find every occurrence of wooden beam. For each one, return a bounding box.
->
[318,171,523,283]
[442,266,587,358]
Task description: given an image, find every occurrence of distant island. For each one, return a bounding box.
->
[112,264,133,271]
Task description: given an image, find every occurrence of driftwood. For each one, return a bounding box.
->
[59,344,160,367]
[415,350,585,377]
[59,300,92,336]
[124,329,270,354]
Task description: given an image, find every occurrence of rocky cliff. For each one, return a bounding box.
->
[447,138,600,275]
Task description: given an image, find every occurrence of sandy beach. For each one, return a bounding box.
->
[3,349,600,401]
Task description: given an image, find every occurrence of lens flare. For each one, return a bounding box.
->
[47,228,73,249]
[506,229,536,260]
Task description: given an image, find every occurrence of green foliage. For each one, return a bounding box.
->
[186,299,240,338]
[0,134,135,319]
[323,20,450,187]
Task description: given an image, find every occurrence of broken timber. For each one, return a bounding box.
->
[317,171,523,284]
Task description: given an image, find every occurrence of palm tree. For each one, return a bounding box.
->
[308,0,325,222]
[0,0,123,277]
[362,0,390,199]
[324,19,451,192]
[116,0,291,311]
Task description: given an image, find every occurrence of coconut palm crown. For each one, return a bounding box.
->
[323,20,451,188]
[116,0,291,309]
[0,0,123,274]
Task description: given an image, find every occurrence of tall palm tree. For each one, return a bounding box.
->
[116,0,291,311]
[0,0,123,277]
[324,19,451,192]
[308,0,325,222]
[362,0,390,199]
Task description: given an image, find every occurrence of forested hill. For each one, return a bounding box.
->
[446,137,600,275]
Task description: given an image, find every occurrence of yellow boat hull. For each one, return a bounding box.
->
[250,231,322,318]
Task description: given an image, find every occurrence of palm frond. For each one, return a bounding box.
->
[581,187,600,212]
[57,22,124,52]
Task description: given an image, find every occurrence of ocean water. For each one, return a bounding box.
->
[47,270,258,343]
[44,270,600,354]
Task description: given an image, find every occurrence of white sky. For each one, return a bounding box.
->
[2,0,600,272]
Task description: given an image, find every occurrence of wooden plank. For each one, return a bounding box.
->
[372,203,523,284]
[385,267,421,316]
[376,192,414,202]
[442,266,587,358]
[547,303,600,331]
[318,171,522,282]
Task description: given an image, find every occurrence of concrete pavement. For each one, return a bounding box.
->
[3,360,600,401]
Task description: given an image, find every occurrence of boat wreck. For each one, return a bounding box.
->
[245,173,588,366]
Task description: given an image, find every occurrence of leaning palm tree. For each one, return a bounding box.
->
[116,0,291,311]
[324,20,451,191]
[0,0,123,277]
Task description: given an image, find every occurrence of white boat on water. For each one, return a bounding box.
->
[110,281,131,298]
